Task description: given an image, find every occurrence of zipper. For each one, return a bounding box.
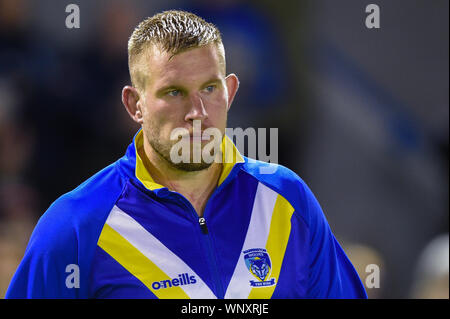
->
[197,216,225,298]
[160,164,242,299]
[171,194,225,299]
[193,165,243,298]
[198,217,208,234]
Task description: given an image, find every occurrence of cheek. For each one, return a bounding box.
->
[206,93,229,121]
[142,100,184,134]
[142,98,170,122]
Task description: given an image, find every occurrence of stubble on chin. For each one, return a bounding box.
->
[146,129,214,172]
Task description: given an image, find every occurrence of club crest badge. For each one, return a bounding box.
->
[243,248,276,287]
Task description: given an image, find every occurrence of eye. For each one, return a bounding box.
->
[167,89,182,97]
[203,85,216,93]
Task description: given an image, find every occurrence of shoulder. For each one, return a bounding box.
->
[7,161,129,298]
[28,161,127,255]
[239,158,315,227]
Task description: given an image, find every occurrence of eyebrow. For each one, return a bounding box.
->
[155,77,222,96]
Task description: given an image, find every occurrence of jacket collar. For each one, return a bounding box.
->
[123,129,245,192]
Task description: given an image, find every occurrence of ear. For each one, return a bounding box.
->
[225,73,239,111]
[122,85,144,124]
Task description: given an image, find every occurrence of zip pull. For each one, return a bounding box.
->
[198,217,209,235]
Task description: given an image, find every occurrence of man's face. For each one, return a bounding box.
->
[137,44,235,171]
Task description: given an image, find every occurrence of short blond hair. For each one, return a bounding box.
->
[128,10,224,90]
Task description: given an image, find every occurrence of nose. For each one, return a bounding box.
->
[185,93,208,122]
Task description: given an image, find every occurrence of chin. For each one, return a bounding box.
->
[170,161,214,172]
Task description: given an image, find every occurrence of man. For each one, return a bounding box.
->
[6,10,367,298]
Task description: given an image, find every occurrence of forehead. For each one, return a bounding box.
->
[143,44,225,88]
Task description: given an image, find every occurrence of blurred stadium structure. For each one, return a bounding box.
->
[0,0,448,298]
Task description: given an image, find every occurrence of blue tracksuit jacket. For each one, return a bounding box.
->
[6,129,367,299]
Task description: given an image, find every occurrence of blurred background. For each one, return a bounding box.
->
[0,0,448,298]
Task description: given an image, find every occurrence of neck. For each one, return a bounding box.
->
[140,137,222,217]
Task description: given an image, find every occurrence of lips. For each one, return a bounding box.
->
[188,127,214,141]
[174,125,219,142]
[189,135,211,141]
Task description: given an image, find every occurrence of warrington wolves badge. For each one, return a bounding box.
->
[243,248,276,287]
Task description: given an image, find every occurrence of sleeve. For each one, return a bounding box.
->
[5,203,82,299]
[302,181,368,299]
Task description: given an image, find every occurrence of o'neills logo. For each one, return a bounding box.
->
[151,273,197,290]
